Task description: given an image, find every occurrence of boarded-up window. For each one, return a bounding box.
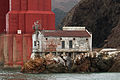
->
[69,40,73,48]
[62,41,65,49]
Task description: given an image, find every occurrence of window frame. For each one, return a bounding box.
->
[62,41,65,49]
[69,40,73,48]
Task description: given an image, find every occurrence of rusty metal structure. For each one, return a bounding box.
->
[0,0,55,67]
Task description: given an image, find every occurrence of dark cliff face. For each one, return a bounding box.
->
[104,20,120,48]
[58,0,120,48]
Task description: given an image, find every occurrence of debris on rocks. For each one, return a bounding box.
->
[21,48,120,73]
[45,53,55,65]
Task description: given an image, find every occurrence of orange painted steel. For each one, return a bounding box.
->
[0,0,55,67]
[6,0,55,34]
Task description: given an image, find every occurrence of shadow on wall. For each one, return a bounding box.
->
[0,0,9,33]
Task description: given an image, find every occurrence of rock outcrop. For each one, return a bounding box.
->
[104,21,120,48]
[58,0,120,48]
[21,58,46,73]
[21,49,120,73]
[109,54,120,72]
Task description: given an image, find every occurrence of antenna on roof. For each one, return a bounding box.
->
[32,20,42,31]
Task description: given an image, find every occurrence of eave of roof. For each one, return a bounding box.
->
[41,30,91,37]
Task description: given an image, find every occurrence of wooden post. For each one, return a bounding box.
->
[56,52,58,56]
[73,52,75,60]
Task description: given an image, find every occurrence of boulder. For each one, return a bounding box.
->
[109,55,120,72]
[21,58,46,73]
[44,63,67,73]
[109,60,120,72]
[45,53,55,65]
[78,59,91,72]
[96,58,114,72]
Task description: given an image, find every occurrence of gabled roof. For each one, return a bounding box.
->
[41,30,91,37]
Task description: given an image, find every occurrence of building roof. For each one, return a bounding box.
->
[41,30,91,37]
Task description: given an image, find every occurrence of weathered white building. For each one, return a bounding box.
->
[32,27,92,54]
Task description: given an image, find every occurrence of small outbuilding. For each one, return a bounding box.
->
[32,26,92,55]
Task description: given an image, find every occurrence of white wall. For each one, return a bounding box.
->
[39,36,91,52]
[32,31,44,52]
[32,31,92,53]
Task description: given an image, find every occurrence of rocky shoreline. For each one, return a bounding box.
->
[21,49,120,73]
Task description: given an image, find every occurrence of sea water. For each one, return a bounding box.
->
[0,69,120,80]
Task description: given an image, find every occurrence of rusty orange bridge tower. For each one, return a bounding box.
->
[0,0,55,67]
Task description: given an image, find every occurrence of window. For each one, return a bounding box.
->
[69,40,73,48]
[62,41,65,49]
[34,41,36,46]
